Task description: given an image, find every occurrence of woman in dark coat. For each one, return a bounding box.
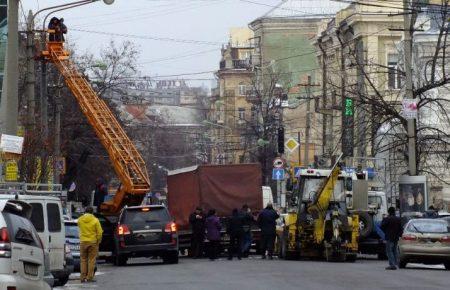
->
[205,209,221,260]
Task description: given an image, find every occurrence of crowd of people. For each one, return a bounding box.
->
[189,203,280,261]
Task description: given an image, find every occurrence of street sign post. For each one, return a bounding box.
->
[272,168,285,180]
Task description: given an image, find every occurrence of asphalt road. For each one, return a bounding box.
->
[57,257,449,290]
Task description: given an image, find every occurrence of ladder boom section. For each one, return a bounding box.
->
[45,42,150,214]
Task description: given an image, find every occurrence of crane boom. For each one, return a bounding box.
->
[43,42,150,215]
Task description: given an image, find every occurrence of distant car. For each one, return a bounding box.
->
[65,220,81,271]
[0,199,51,290]
[399,218,450,270]
[113,205,178,266]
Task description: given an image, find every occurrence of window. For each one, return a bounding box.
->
[238,84,247,96]
[387,53,402,89]
[122,207,170,226]
[29,203,45,232]
[3,212,41,247]
[238,108,246,120]
[47,203,61,232]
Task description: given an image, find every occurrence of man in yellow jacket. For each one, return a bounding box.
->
[78,207,103,283]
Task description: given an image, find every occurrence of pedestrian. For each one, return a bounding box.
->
[189,207,206,258]
[380,206,403,270]
[78,207,103,282]
[227,208,244,260]
[58,18,68,42]
[93,178,108,208]
[48,17,60,42]
[257,203,279,260]
[205,209,221,260]
[241,204,254,256]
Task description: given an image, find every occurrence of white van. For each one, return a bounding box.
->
[0,192,67,286]
[0,199,51,290]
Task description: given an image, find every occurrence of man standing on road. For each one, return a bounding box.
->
[257,203,279,260]
[241,204,254,256]
[189,207,206,258]
[78,207,103,282]
[227,208,245,260]
[381,207,403,270]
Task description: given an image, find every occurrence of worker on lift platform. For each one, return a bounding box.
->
[48,17,67,42]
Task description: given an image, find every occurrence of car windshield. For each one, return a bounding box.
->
[368,196,382,207]
[408,220,449,234]
[302,178,344,201]
[123,207,170,224]
[65,223,79,238]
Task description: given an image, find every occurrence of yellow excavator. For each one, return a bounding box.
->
[41,36,150,216]
[278,154,359,262]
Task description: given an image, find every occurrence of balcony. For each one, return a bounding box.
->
[219,59,252,70]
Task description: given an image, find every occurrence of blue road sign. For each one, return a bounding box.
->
[294,167,301,177]
[272,168,285,180]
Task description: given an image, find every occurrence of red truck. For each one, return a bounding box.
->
[167,164,263,254]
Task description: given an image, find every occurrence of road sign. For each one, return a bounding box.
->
[273,157,285,168]
[0,134,24,155]
[272,168,285,180]
[294,167,301,177]
[285,138,299,153]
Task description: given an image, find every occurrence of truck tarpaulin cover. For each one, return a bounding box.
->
[167,164,263,230]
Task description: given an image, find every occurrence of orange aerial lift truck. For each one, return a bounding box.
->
[41,34,150,216]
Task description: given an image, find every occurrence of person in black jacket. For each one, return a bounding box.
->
[381,207,403,270]
[240,204,255,256]
[189,207,205,258]
[227,208,244,260]
[257,203,279,259]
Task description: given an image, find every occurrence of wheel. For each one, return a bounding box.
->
[399,259,407,269]
[444,262,450,270]
[162,251,179,264]
[114,253,128,266]
[53,274,70,287]
[356,212,373,240]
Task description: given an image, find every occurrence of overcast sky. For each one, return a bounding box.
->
[21,0,282,87]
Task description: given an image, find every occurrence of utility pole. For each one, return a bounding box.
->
[0,0,19,135]
[53,90,62,183]
[297,131,301,166]
[26,10,36,129]
[403,0,417,176]
[304,75,312,167]
[40,33,49,139]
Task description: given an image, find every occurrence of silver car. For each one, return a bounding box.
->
[399,218,450,270]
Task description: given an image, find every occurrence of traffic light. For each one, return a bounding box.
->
[277,127,285,154]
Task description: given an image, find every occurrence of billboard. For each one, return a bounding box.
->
[399,175,428,214]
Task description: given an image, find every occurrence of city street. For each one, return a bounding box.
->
[57,257,449,290]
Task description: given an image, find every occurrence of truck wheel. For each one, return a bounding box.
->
[163,251,179,264]
[356,212,373,240]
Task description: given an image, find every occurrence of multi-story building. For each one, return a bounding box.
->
[209,28,256,164]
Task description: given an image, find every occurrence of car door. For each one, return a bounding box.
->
[4,212,46,289]
[45,201,65,271]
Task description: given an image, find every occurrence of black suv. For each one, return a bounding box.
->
[113,205,178,266]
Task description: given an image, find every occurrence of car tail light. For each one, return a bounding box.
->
[440,236,450,243]
[165,222,177,233]
[402,234,418,241]
[0,227,11,258]
[117,224,131,236]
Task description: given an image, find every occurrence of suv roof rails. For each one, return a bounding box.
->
[0,182,64,197]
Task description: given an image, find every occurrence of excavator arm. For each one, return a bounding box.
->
[43,42,150,215]
[306,154,343,244]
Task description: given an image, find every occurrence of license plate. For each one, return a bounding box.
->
[69,244,80,251]
[24,262,39,276]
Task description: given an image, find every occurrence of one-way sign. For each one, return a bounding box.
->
[272,168,285,180]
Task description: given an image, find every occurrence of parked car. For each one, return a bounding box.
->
[65,220,81,271]
[113,205,178,266]
[0,199,51,290]
[0,194,69,286]
[399,218,450,270]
